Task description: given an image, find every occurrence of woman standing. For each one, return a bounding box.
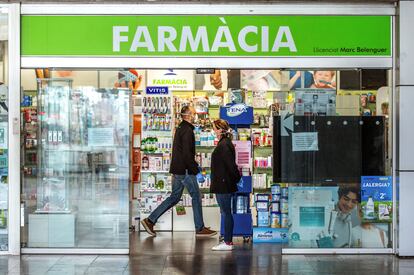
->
[210,119,241,251]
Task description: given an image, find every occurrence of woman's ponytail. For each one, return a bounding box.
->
[213,119,233,140]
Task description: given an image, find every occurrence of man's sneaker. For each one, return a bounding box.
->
[196,227,217,237]
[141,218,156,236]
[212,242,234,251]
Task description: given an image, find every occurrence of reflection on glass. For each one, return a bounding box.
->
[23,78,129,249]
[275,70,393,250]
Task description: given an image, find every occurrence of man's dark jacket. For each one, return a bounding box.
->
[169,120,199,175]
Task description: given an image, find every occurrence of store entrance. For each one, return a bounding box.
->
[19,68,393,254]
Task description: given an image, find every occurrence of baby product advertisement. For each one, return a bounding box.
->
[361,176,392,223]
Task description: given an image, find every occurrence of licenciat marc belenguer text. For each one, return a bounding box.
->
[313,47,387,54]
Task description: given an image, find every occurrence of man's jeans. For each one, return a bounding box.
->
[148,173,205,231]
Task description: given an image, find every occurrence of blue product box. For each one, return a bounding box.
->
[256,201,269,212]
[253,227,289,243]
[257,211,269,227]
[256,194,270,202]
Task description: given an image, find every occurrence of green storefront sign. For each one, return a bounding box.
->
[21,15,391,57]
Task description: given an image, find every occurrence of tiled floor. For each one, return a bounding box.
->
[1,232,413,274]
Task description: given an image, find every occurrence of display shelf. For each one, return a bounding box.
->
[141,152,170,155]
[253,188,271,192]
[141,130,172,136]
[138,93,173,218]
[199,188,211,194]
[183,188,211,194]
[140,189,171,193]
[21,106,38,111]
[140,170,170,173]
[254,167,273,171]
[142,129,172,133]
[251,123,270,129]
[195,147,215,154]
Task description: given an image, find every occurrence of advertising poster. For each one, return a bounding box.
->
[361,176,392,223]
[147,70,194,91]
[241,70,283,91]
[288,71,314,90]
[51,70,99,88]
[100,70,146,90]
[289,70,337,90]
[253,227,288,243]
[287,185,390,249]
[294,88,336,116]
[195,70,228,91]
[233,141,251,169]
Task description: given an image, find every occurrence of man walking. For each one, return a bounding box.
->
[141,106,217,237]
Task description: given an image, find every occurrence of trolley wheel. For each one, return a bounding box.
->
[219,236,224,242]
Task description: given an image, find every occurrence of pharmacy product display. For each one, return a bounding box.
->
[138,93,173,221]
[219,102,254,241]
[176,93,219,195]
[22,92,38,179]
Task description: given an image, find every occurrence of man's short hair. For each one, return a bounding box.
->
[338,185,360,202]
[180,106,192,118]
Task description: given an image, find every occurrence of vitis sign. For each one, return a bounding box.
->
[146,86,169,95]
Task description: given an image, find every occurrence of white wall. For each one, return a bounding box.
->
[398,0,414,257]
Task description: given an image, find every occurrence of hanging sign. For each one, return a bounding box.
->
[220,103,253,125]
[146,70,194,91]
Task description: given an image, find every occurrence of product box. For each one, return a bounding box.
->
[257,211,269,227]
[253,227,288,243]
[361,176,392,223]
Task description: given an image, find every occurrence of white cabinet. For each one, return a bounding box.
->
[28,214,75,247]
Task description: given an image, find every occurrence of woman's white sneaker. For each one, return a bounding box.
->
[212,242,234,251]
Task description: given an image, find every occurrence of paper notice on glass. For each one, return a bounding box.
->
[292,132,319,152]
[88,128,114,147]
